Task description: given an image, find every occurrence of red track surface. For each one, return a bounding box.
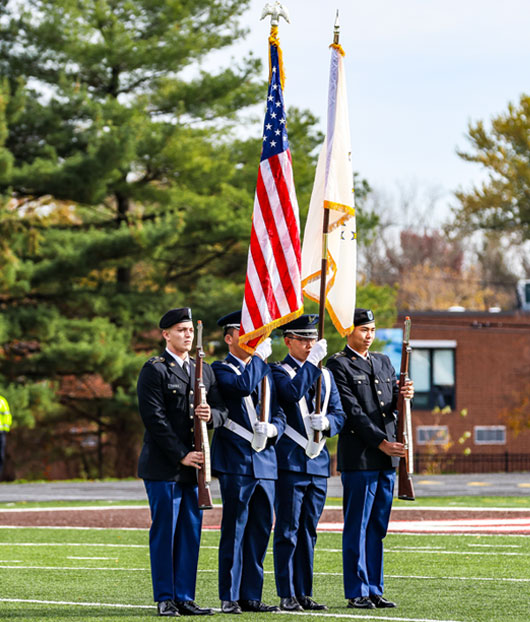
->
[1,506,529,534]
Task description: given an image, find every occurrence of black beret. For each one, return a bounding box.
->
[217,310,241,329]
[354,308,375,326]
[159,307,192,329]
[281,314,318,338]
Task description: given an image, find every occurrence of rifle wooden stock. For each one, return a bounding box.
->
[193,321,213,510]
[396,317,415,501]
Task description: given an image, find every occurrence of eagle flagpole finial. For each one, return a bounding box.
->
[260,1,290,27]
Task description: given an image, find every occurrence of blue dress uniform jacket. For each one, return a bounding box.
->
[271,355,345,599]
[326,346,399,601]
[211,354,285,479]
[211,353,286,602]
[136,351,227,604]
[271,355,345,475]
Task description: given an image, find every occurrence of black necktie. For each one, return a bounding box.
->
[183,361,190,378]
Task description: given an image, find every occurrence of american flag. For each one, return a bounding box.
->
[239,37,303,352]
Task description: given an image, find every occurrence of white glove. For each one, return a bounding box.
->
[309,414,330,431]
[251,421,268,452]
[306,339,327,366]
[253,421,277,438]
[254,338,272,361]
[305,439,323,459]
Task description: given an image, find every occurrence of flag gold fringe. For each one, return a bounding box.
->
[330,43,345,56]
[239,305,303,354]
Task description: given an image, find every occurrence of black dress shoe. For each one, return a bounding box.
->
[238,600,280,612]
[297,596,328,611]
[347,597,375,609]
[158,600,181,616]
[221,601,241,614]
[280,597,303,612]
[175,601,214,616]
[370,594,397,608]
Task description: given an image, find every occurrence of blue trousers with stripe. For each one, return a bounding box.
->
[273,471,327,598]
[144,480,202,603]
[217,473,275,601]
[341,469,395,598]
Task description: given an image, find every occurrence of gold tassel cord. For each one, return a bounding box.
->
[268,25,285,91]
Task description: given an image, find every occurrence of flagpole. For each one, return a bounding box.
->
[313,12,340,439]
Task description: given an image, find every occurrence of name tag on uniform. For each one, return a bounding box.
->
[167,383,182,390]
[353,374,367,382]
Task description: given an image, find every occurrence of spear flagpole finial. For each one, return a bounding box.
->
[260,1,290,28]
[334,9,340,44]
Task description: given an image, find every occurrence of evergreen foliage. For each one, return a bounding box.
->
[0,0,386,479]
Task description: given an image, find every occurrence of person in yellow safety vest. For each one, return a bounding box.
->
[0,395,12,479]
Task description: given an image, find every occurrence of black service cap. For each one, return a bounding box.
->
[281,314,318,338]
[217,310,241,332]
[354,308,375,326]
[159,307,192,329]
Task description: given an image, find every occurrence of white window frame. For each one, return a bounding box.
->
[417,425,450,445]
[474,426,506,445]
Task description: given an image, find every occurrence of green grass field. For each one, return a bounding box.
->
[1,515,529,622]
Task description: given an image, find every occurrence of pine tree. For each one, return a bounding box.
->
[0,0,266,478]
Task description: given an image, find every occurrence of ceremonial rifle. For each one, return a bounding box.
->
[193,321,213,510]
[396,317,415,501]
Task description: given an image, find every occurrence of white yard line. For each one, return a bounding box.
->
[1,565,529,584]
[0,597,465,622]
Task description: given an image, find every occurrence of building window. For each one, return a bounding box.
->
[409,341,456,410]
[417,425,450,445]
[474,426,506,445]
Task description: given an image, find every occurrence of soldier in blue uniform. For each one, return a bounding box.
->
[326,308,414,610]
[270,315,345,612]
[137,307,228,617]
[211,311,286,615]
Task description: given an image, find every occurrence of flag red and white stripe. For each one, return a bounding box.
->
[239,30,303,352]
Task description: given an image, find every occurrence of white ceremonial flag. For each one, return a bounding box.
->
[301,42,356,336]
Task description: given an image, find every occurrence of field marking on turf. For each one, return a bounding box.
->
[315,547,528,556]
[0,598,464,622]
[0,541,146,547]
[2,525,530,538]
[2,565,529,584]
[2,542,526,556]
[66,555,118,562]
[2,504,529,513]
[467,543,521,548]
[388,574,530,583]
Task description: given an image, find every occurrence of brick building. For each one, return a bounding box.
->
[395,310,530,473]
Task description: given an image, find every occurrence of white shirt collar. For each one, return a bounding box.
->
[289,354,306,367]
[346,344,370,361]
[230,353,249,368]
[165,348,190,368]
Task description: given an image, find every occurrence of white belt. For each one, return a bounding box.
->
[281,363,331,457]
[222,362,270,443]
